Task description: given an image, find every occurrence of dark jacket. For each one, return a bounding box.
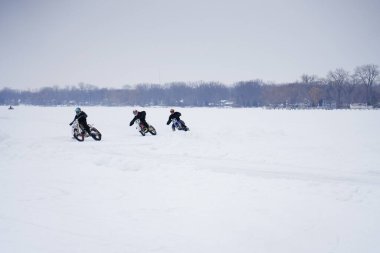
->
[72,111,88,125]
[130,111,147,126]
[69,111,91,134]
[167,112,181,125]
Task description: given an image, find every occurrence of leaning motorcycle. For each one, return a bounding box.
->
[134,119,157,136]
[71,120,102,142]
[171,118,189,131]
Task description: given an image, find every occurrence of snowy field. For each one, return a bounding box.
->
[1,106,380,253]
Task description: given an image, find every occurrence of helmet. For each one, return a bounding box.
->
[170,108,174,113]
[75,107,81,114]
[133,110,138,115]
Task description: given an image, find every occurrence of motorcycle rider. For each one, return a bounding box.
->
[129,109,150,131]
[69,107,92,135]
[166,108,188,131]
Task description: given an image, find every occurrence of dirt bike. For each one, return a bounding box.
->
[171,118,189,131]
[134,119,157,136]
[71,120,102,142]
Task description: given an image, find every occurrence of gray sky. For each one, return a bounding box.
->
[0,0,379,89]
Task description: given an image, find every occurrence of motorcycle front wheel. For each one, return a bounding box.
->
[73,129,85,142]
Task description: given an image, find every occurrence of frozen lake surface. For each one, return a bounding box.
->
[1,106,380,253]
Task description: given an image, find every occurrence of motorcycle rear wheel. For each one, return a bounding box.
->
[90,127,102,141]
[149,126,157,135]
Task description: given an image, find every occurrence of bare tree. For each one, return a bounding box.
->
[308,86,324,107]
[232,80,263,107]
[354,64,379,105]
[301,74,318,84]
[327,68,350,108]
[345,75,360,105]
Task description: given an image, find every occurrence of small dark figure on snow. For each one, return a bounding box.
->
[167,108,188,131]
[69,107,92,135]
[130,110,150,131]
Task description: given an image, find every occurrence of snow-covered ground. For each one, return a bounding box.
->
[1,106,380,253]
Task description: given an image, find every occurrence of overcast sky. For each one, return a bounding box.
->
[0,0,379,90]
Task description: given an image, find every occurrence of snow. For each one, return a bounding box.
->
[1,106,380,253]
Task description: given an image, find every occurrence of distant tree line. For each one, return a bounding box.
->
[1,64,379,108]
